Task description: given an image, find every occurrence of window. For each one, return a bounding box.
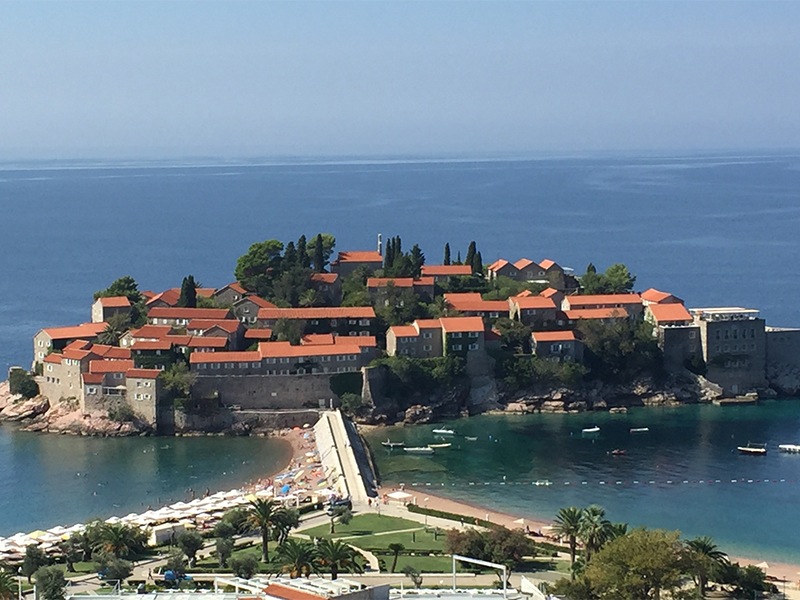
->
[468,343,479,350]
[490,312,499,318]
[723,345,729,352]
[243,306,250,313]
[144,381,151,387]
[349,319,357,325]
[423,332,433,339]
[135,393,142,400]
[468,332,479,338]
[211,363,220,370]
[423,344,432,351]
[452,344,462,351]
[137,380,142,387]
[87,387,97,394]
[279,358,290,364]
[359,331,369,336]
[226,362,234,369]
[114,373,123,379]
[46,365,53,372]
[751,328,756,338]
[145,394,151,400]
[337,355,344,362]
[239,363,247,369]
[311,319,319,325]
[330,319,337,326]
[750,343,756,350]
[38,340,43,347]
[359,319,370,326]
[252,362,260,368]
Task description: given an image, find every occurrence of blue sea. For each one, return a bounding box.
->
[1,152,800,554]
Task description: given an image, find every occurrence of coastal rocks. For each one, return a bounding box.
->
[0,381,19,411]
[403,404,433,424]
[0,395,49,421]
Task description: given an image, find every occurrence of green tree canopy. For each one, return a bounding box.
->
[234,239,285,297]
[178,275,198,308]
[177,531,204,567]
[34,567,66,600]
[94,276,142,303]
[9,368,39,399]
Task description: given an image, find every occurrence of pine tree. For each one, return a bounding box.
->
[472,251,483,275]
[313,234,326,273]
[283,241,297,269]
[384,238,394,270]
[443,243,451,265]
[410,244,425,278]
[297,235,310,269]
[465,241,477,267]
[178,275,197,308]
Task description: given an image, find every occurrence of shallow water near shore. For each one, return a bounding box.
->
[366,400,800,564]
[0,427,291,536]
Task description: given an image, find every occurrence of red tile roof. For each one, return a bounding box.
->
[539,259,558,270]
[43,354,62,364]
[532,330,577,342]
[257,341,370,358]
[89,359,135,373]
[96,296,131,308]
[487,259,510,272]
[389,325,419,337]
[565,294,642,308]
[515,290,534,297]
[565,308,629,320]
[332,335,377,347]
[513,258,537,270]
[164,335,192,345]
[146,289,180,307]
[41,322,107,340]
[367,277,435,288]
[421,264,473,277]
[440,316,486,333]
[65,340,92,351]
[132,340,174,351]
[190,351,262,364]
[445,293,509,313]
[148,307,231,320]
[62,348,96,361]
[263,583,325,600]
[511,297,557,310]
[416,319,444,329]
[244,328,273,340]
[128,325,173,339]
[187,319,241,333]
[310,272,339,284]
[335,250,383,263]
[257,306,375,320]
[82,373,104,385]
[641,288,683,304]
[126,368,161,379]
[648,303,693,323]
[302,334,336,345]
[540,287,561,298]
[91,345,132,360]
[187,337,229,348]
[234,296,277,309]
[218,282,248,295]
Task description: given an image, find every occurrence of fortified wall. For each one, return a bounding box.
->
[191,374,338,410]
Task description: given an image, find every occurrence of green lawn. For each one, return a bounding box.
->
[348,528,447,553]
[301,514,422,539]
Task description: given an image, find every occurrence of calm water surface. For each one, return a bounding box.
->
[366,401,800,563]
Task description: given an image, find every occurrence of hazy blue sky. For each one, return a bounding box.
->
[2,1,800,158]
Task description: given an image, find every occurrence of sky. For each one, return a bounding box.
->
[1,1,800,159]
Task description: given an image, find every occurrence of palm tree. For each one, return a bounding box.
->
[316,539,362,580]
[0,571,16,600]
[91,523,146,560]
[578,505,612,563]
[329,507,353,534]
[276,539,317,579]
[272,509,300,545]
[606,522,628,542]
[299,289,323,308]
[246,498,285,563]
[387,543,405,573]
[553,506,583,573]
[686,536,729,597]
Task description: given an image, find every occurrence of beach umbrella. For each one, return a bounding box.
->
[28,530,48,540]
[281,484,291,495]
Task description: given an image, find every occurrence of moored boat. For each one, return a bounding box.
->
[610,449,627,456]
[778,444,800,453]
[464,436,478,441]
[737,442,767,455]
[428,442,452,449]
[630,427,650,433]
[404,446,435,455]
[381,440,405,448]
[582,426,600,434]
[432,428,456,435]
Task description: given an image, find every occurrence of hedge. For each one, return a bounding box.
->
[406,504,495,529]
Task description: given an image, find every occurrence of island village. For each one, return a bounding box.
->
[2,234,800,600]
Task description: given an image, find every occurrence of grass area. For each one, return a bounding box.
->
[351,528,447,553]
[301,514,422,539]
[389,554,455,573]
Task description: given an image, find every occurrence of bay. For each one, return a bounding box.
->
[0,426,290,536]
[365,401,800,564]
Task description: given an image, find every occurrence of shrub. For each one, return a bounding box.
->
[229,555,259,579]
[9,368,39,399]
[108,404,136,423]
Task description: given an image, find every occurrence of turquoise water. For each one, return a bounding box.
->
[366,401,800,563]
[0,426,291,536]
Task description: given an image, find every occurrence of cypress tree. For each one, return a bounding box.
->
[465,241,477,267]
[283,241,297,269]
[313,234,325,272]
[178,275,197,308]
[472,251,483,275]
[456,251,462,265]
[297,235,310,269]
[410,244,425,278]
[443,243,451,265]
[586,262,597,274]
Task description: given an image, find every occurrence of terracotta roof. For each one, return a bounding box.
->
[164,335,192,346]
[648,303,693,323]
[532,330,577,342]
[565,308,629,320]
[89,359,135,373]
[263,583,325,600]
[128,325,173,339]
[43,354,62,364]
[515,290,534,297]
[310,272,339,284]
[146,289,180,307]
[641,288,683,304]
[190,351,262,364]
[257,342,370,359]
[257,306,375,320]
[234,296,277,309]
[126,368,161,379]
[96,296,131,308]
[415,319,443,329]
[512,297,557,310]
[332,335,377,347]
[187,337,229,348]
[513,258,537,270]
[539,259,560,271]
[487,259,510,272]
[62,348,96,361]
[40,322,107,340]
[187,319,241,333]
[367,277,434,288]
[302,334,336,345]
[82,373,104,385]
[244,328,273,340]
[389,325,419,337]
[215,282,248,296]
[132,340,174,351]
[565,294,642,308]
[91,345,132,360]
[141,290,156,300]
[148,307,231,320]
[421,265,472,277]
[65,340,92,351]
[440,316,486,333]
[445,293,509,313]
[540,287,561,298]
[334,250,383,263]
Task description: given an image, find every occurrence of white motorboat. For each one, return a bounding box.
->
[630,427,650,433]
[428,443,452,449]
[737,442,767,455]
[432,428,456,435]
[582,426,600,434]
[404,446,435,455]
[778,444,800,453]
[381,440,405,448]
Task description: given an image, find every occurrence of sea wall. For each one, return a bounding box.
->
[191,374,337,410]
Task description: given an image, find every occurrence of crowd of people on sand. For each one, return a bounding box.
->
[0,426,334,565]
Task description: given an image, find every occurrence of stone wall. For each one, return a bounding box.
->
[191,374,337,410]
[175,407,319,433]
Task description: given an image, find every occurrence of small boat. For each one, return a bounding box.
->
[610,449,627,456]
[778,444,800,453]
[404,446,435,455]
[428,443,452,449]
[630,427,650,433]
[464,436,478,441]
[432,428,456,435]
[737,442,767,455]
[381,440,405,448]
[582,426,600,434]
